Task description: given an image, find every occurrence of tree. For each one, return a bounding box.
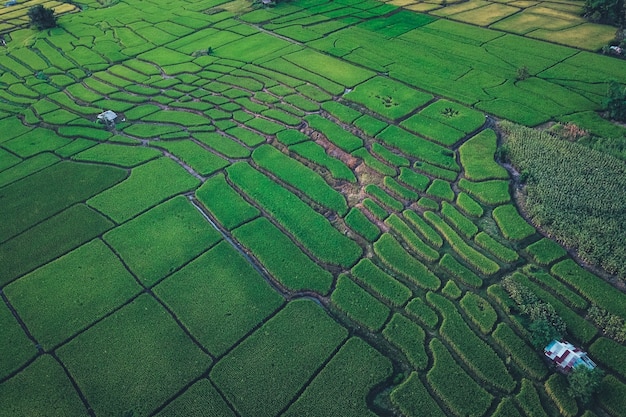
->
[27,5,57,30]
[529,319,562,349]
[583,0,625,25]
[567,366,604,405]
[605,80,626,122]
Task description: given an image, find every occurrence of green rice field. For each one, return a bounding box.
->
[1,0,626,416]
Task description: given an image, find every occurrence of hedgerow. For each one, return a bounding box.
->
[427,292,516,393]
[492,323,548,380]
[374,233,441,291]
[332,275,390,331]
[460,293,497,334]
[424,211,500,276]
[351,259,411,307]
[427,338,494,417]
[385,214,440,262]
[383,313,428,370]
[474,231,519,263]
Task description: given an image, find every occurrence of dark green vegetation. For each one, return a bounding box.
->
[2,0,626,416]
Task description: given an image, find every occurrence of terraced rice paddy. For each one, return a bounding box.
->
[1,0,626,416]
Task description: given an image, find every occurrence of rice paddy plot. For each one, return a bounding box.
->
[0,204,113,286]
[5,239,141,349]
[154,240,284,357]
[2,127,72,158]
[0,301,37,380]
[0,161,126,243]
[289,141,356,182]
[459,129,508,181]
[210,299,348,417]
[0,356,87,417]
[87,157,200,224]
[283,336,392,417]
[56,294,212,417]
[332,274,391,331]
[345,77,433,120]
[232,217,333,294]
[391,371,447,417]
[154,378,236,417]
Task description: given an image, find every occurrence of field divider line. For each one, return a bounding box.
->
[50,351,96,417]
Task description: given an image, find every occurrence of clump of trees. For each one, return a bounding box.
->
[583,0,626,25]
[501,276,566,348]
[567,366,604,405]
[27,5,57,30]
[604,80,626,122]
[587,304,626,342]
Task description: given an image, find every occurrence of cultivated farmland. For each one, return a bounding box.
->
[1,0,626,416]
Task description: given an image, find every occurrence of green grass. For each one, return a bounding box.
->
[0,356,87,417]
[104,196,222,285]
[439,253,483,288]
[345,207,381,242]
[428,292,516,393]
[384,176,418,200]
[363,198,388,220]
[290,141,356,182]
[374,233,440,290]
[0,161,126,243]
[398,167,430,192]
[589,338,626,380]
[442,280,462,300]
[493,204,536,241]
[3,127,71,158]
[598,375,626,417]
[252,144,348,215]
[193,132,251,158]
[400,113,465,146]
[459,129,509,181]
[374,144,410,168]
[406,297,439,329]
[232,217,333,294]
[391,371,447,417]
[366,184,404,211]
[154,240,284,356]
[322,100,362,123]
[210,299,348,417]
[57,294,211,417]
[427,338,494,417]
[0,205,113,286]
[418,99,485,133]
[332,274,390,331]
[345,76,433,120]
[383,313,428,370]
[226,126,266,147]
[227,162,361,268]
[88,157,200,224]
[283,337,392,417]
[351,259,411,307]
[5,239,141,349]
[352,147,396,176]
[526,270,587,310]
[403,210,443,248]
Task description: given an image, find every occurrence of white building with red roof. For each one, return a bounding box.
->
[544,339,596,373]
